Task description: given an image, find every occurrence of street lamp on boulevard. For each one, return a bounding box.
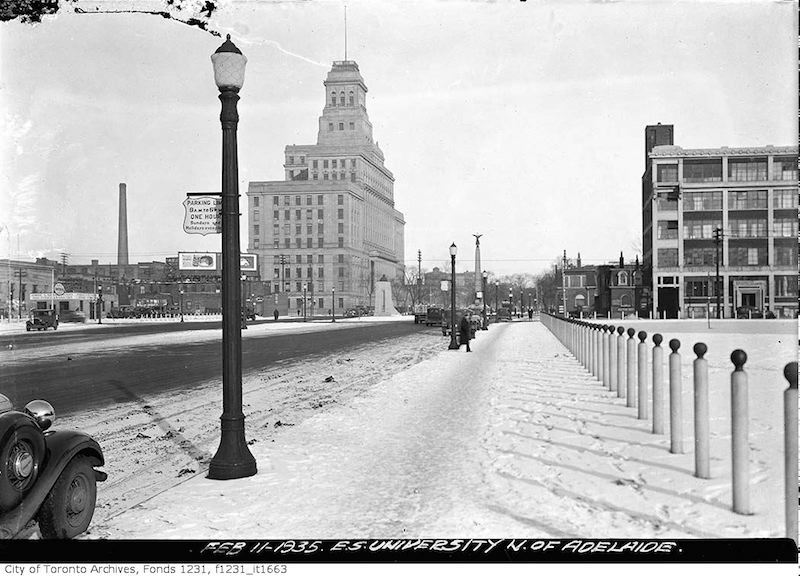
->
[494,280,499,321]
[207,34,257,481]
[240,274,248,330]
[303,283,307,322]
[179,288,184,323]
[509,289,513,319]
[331,287,336,322]
[481,271,488,330]
[97,284,103,325]
[448,243,458,350]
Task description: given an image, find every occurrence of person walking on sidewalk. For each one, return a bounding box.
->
[273,309,279,321]
[527,307,533,320]
[458,314,472,352]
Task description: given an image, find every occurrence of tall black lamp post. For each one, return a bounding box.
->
[713,226,723,319]
[97,284,103,324]
[509,289,513,319]
[448,243,459,350]
[481,271,488,330]
[331,287,336,322]
[179,288,184,323]
[494,280,499,320]
[208,34,256,481]
[240,274,248,330]
[302,283,307,322]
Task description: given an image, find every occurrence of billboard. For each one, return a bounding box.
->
[178,252,217,271]
[240,254,258,272]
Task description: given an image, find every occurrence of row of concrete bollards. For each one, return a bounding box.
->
[540,313,798,540]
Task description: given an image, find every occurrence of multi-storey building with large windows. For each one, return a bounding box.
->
[248,61,405,314]
[642,124,798,318]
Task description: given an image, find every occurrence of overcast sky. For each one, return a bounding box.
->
[0,0,796,276]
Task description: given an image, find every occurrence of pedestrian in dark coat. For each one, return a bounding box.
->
[528,307,533,320]
[273,309,279,321]
[458,314,472,352]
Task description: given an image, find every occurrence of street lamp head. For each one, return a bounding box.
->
[494,280,499,287]
[211,34,247,91]
[482,270,488,279]
[449,243,457,257]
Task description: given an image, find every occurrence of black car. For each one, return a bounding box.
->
[0,394,106,539]
[25,310,58,331]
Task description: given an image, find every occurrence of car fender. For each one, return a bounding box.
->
[0,430,105,539]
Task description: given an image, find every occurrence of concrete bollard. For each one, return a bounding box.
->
[609,325,617,392]
[637,331,648,420]
[617,326,626,398]
[652,334,665,434]
[730,350,750,515]
[626,328,636,407]
[594,325,601,380]
[669,339,683,454]
[783,362,797,541]
[693,343,710,479]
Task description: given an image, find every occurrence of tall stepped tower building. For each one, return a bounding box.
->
[248,60,405,314]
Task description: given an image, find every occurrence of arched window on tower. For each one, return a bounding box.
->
[349,91,355,106]
[330,92,336,106]
[620,294,631,307]
[617,271,628,286]
[339,92,345,105]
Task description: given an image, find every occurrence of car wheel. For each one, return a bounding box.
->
[0,421,46,512]
[37,456,97,539]
[26,326,30,332]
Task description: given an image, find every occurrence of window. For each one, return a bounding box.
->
[312,160,318,169]
[340,172,345,180]
[773,157,798,181]
[729,246,767,266]
[318,268,324,278]
[566,275,584,288]
[683,218,721,239]
[306,209,312,220]
[293,196,300,206]
[306,238,313,248]
[338,297,344,308]
[684,247,716,266]
[657,248,678,267]
[349,122,355,130]
[284,238,290,248]
[338,254,344,264]
[684,159,722,183]
[306,196,312,206]
[728,158,767,182]
[657,220,679,239]
[683,191,722,211]
[774,218,798,237]
[317,195,323,205]
[729,217,767,238]
[328,123,334,132]
[338,209,344,219]
[339,93,345,105]
[337,194,344,205]
[253,238,259,249]
[317,238,324,248]
[295,267,302,279]
[619,294,631,307]
[338,223,344,234]
[728,190,767,210]
[776,244,798,266]
[285,269,291,279]
[338,237,344,248]
[775,275,799,297]
[296,285,302,294]
[306,267,313,278]
[338,267,345,277]
[253,196,260,207]
[295,209,301,219]
[295,224,301,235]
[253,225,260,236]
[657,164,678,182]
[332,159,338,169]
[349,91,354,106]
[300,156,305,164]
[274,240,280,248]
[332,173,338,180]
[350,173,356,183]
[323,173,329,180]
[295,238,301,248]
[774,189,798,208]
[318,224,324,234]
[312,173,318,180]
[284,209,290,220]
[296,255,302,264]
[288,156,294,165]
[318,255,324,263]
[273,210,280,220]
[339,123,344,131]
[318,297,324,308]
[273,268,280,279]
[617,271,628,286]
[351,159,357,168]
[273,196,279,205]
[306,224,313,235]
[685,280,710,297]
[317,209,324,218]
[284,196,290,206]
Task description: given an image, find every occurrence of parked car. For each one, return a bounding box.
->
[25,310,58,332]
[425,306,443,327]
[0,394,106,539]
[496,308,512,322]
[736,306,763,319]
[59,310,86,323]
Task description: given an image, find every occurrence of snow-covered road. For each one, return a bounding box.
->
[91,318,794,539]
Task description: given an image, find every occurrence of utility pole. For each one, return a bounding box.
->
[713,227,723,319]
[60,252,69,277]
[561,250,568,317]
[18,268,24,320]
[279,254,286,294]
[417,249,422,305]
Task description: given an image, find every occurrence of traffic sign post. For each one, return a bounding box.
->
[183,195,223,235]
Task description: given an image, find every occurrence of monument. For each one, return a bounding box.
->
[373,275,400,317]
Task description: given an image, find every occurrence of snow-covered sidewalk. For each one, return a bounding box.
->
[94,320,790,539]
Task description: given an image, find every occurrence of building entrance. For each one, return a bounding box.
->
[657,287,679,319]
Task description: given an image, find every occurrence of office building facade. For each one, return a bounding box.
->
[642,124,798,318]
[248,61,405,314]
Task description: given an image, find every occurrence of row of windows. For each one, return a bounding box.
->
[264,222,347,236]
[287,156,306,165]
[270,194,345,207]
[657,157,797,183]
[312,172,357,182]
[657,189,797,211]
[272,238,346,249]
[665,244,797,267]
[289,296,346,309]
[268,208,346,221]
[330,90,356,107]
[658,218,796,240]
[273,254,346,265]
[312,159,357,170]
[271,267,347,280]
[686,276,798,297]
[328,121,356,132]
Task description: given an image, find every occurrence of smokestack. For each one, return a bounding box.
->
[117,183,129,268]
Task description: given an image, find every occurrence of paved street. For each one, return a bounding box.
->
[0,318,425,416]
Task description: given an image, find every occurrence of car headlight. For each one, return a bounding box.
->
[24,400,55,431]
[0,394,12,414]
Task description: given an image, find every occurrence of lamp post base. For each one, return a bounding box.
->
[208,416,257,480]
[448,336,459,350]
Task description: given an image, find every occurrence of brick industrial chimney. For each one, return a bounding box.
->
[117,183,129,267]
